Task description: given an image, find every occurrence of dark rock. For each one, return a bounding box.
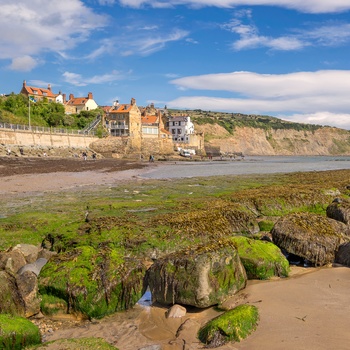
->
[326,200,350,226]
[271,213,350,266]
[335,242,350,267]
[146,240,247,308]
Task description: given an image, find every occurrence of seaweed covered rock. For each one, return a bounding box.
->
[198,304,259,347]
[231,236,289,279]
[155,201,260,238]
[38,245,146,319]
[25,337,118,349]
[326,199,350,225]
[146,240,247,308]
[271,213,350,266]
[0,271,25,316]
[0,314,41,349]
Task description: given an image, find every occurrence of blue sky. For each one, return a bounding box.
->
[1,1,350,129]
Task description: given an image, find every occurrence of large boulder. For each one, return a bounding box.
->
[326,199,350,225]
[146,240,247,308]
[198,304,259,347]
[38,245,146,319]
[0,314,41,350]
[271,213,350,266]
[0,271,25,316]
[230,236,289,279]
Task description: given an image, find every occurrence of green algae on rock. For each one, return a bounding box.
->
[38,245,146,319]
[198,304,259,347]
[0,314,41,350]
[146,240,247,308]
[231,236,289,279]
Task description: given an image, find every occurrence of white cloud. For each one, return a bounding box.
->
[223,15,350,52]
[63,70,128,86]
[118,29,189,56]
[168,70,350,129]
[0,0,107,71]
[117,0,350,13]
[277,112,350,129]
[9,56,38,71]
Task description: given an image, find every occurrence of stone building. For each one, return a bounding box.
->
[65,92,98,114]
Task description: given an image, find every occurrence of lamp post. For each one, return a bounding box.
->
[28,96,31,130]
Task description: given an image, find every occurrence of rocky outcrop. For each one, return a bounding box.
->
[230,236,289,279]
[145,240,247,308]
[271,212,350,266]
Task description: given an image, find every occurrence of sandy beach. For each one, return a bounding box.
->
[1,156,350,349]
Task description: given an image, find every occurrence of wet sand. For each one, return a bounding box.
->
[42,266,350,350]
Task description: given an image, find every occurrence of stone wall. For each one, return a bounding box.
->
[0,129,97,149]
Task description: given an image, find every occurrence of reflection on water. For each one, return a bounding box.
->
[138,288,152,307]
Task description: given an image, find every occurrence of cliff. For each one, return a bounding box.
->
[195,124,350,156]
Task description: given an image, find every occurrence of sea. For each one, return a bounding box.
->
[140,156,350,179]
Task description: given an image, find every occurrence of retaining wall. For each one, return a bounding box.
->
[0,129,97,149]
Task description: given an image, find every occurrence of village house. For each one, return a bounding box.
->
[64,92,98,114]
[103,98,142,138]
[167,115,195,143]
[140,103,171,140]
[20,80,57,102]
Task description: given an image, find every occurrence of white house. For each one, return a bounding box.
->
[167,115,195,142]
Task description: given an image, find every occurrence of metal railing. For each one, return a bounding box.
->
[0,122,97,136]
[81,115,101,133]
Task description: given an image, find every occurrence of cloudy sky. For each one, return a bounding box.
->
[1,0,350,129]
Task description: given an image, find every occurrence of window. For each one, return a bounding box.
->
[177,129,182,134]
[172,129,176,134]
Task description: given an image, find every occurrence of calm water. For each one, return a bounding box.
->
[141,156,350,179]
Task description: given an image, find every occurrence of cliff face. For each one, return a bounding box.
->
[195,124,350,156]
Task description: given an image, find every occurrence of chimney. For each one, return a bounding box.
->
[69,93,74,100]
[62,93,66,103]
[23,80,26,88]
[131,97,136,106]
[48,84,52,91]
[88,92,93,99]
